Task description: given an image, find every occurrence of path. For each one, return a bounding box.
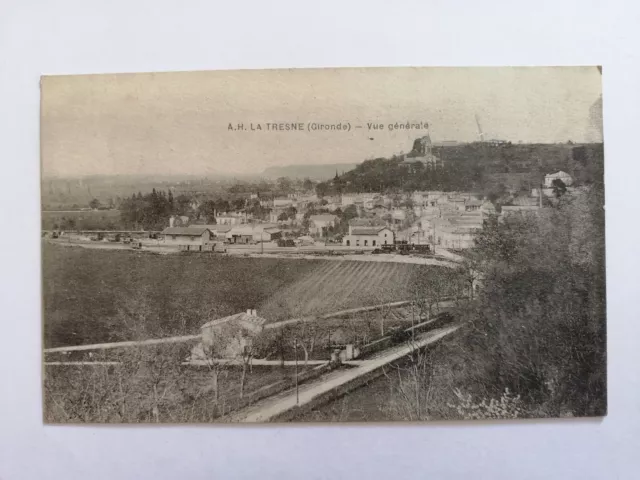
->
[223,324,460,422]
[44,334,201,353]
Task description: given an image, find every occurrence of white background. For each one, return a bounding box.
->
[1,1,639,478]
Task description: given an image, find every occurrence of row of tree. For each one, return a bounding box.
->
[314,143,604,200]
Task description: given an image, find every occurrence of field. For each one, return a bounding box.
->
[259,261,432,319]
[43,243,452,348]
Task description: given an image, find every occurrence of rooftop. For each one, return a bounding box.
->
[201,224,232,232]
[507,196,539,207]
[310,214,338,222]
[351,227,390,235]
[161,227,211,235]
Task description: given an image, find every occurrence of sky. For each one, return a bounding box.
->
[41,67,603,177]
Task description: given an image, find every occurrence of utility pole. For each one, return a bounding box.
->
[539,183,543,208]
[410,299,416,361]
[294,338,299,405]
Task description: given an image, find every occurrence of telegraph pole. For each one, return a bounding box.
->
[294,338,299,405]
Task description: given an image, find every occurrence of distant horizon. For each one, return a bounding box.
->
[41,139,604,181]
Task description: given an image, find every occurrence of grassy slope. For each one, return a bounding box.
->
[43,244,319,347]
[43,244,447,348]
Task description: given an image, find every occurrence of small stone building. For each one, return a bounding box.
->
[161,226,213,248]
[200,310,267,358]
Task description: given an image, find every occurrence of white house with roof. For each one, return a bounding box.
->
[216,212,246,225]
[341,193,377,206]
[197,309,267,359]
[544,171,573,188]
[343,225,395,248]
[273,197,295,208]
[309,214,338,236]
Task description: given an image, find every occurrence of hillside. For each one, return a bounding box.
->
[262,163,359,180]
[318,142,604,197]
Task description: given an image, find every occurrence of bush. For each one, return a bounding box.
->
[448,388,524,420]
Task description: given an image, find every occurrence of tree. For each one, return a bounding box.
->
[231,197,246,211]
[277,177,293,194]
[214,198,231,214]
[198,200,217,223]
[290,321,320,366]
[315,182,329,198]
[341,204,358,222]
[89,198,100,210]
[464,188,605,416]
[302,177,315,192]
[551,178,567,199]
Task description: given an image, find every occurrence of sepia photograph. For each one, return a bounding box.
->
[40,66,605,424]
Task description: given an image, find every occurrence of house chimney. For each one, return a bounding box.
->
[169,216,175,227]
[251,309,257,317]
[246,309,251,316]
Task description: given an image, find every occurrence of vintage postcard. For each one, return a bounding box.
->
[41,67,605,423]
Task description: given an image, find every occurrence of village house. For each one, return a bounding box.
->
[363,195,385,210]
[259,197,274,208]
[161,226,213,248]
[324,202,342,213]
[216,212,246,225]
[273,197,295,208]
[254,226,282,242]
[268,210,281,224]
[544,171,573,188]
[199,309,267,359]
[200,224,232,241]
[169,215,191,227]
[501,196,541,217]
[309,214,338,236]
[297,194,319,205]
[434,214,484,249]
[225,225,283,243]
[391,208,407,224]
[465,198,484,212]
[448,195,468,212]
[438,225,478,249]
[343,225,395,248]
[420,208,488,250]
[226,226,254,244]
[426,191,446,206]
[341,193,377,206]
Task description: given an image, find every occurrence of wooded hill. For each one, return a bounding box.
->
[316,142,604,198]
